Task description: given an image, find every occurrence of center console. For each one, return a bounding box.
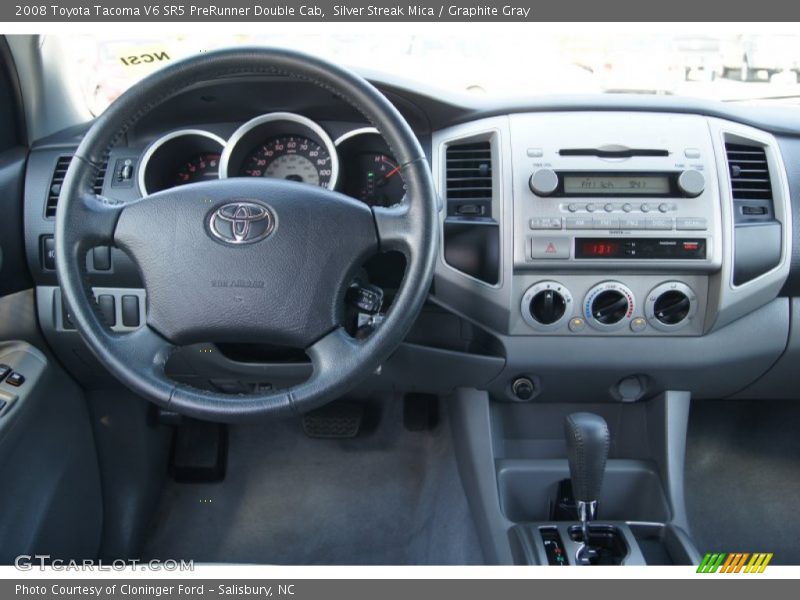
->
[511,112,720,337]
[431,110,792,404]
[433,110,793,565]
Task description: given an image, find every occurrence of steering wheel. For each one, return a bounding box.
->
[54,48,438,422]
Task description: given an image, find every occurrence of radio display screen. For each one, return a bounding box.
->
[563,175,670,195]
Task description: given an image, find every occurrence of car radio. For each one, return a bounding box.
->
[510,112,722,271]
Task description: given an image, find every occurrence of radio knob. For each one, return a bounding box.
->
[529,289,567,325]
[529,168,559,196]
[678,169,705,197]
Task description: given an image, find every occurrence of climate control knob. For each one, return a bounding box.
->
[584,282,635,331]
[521,281,573,331]
[645,282,698,331]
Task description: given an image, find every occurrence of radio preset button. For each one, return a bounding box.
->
[604,203,614,212]
[586,203,597,212]
[640,203,651,212]
[567,204,578,212]
[658,203,670,213]
[676,217,708,231]
[622,203,633,212]
[531,237,571,259]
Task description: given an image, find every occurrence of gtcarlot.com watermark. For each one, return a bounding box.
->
[14,555,194,572]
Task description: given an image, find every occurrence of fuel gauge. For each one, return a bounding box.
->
[356,152,405,206]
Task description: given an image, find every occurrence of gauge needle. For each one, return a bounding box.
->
[377,164,400,187]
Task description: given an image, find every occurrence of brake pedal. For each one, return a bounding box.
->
[302,402,364,438]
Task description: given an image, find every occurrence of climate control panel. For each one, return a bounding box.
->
[517,276,704,336]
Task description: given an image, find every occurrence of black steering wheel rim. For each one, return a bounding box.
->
[54,47,439,422]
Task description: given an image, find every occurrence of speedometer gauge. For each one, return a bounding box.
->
[220,113,340,190]
[241,135,333,188]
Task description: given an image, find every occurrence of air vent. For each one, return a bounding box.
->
[445,141,493,217]
[45,156,107,218]
[725,142,773,201]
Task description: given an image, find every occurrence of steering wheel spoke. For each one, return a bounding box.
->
[306,326,362,379]
[67,192,124,247]
[111,325,175,380]
[372,202,415,253]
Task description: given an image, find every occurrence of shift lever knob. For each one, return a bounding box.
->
[564,412,610,563]
[564,412,610,503]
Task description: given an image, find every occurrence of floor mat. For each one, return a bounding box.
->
[142,397,484,565]
[685,399,800,565]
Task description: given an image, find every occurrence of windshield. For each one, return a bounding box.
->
[48,31,800,115]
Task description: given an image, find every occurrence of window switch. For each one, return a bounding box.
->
[5,372,25,387]
[98,294,116,326]
[93,246,112,271]
[121,295,140,327]
[0,364,10,382]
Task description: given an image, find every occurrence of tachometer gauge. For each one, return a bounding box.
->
[241,135,333,188]
[138,129,226,195]
[174,152,220,186]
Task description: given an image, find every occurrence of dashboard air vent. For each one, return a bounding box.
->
[725,142,772,201]
[445,141,493,217]
[45,156,107,218]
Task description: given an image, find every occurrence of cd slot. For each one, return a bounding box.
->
[559,148,669,158]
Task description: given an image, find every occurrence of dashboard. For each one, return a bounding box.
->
[18,75,800,405]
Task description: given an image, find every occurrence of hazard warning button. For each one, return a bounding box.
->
[531,236,571,259]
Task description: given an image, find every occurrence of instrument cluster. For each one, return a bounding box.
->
[137,112,406,207]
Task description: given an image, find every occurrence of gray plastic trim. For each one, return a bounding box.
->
[706,118,792,331]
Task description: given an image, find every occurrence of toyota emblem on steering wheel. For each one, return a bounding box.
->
[208,201,275,245]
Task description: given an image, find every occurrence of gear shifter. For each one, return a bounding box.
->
[564,412,610,564]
